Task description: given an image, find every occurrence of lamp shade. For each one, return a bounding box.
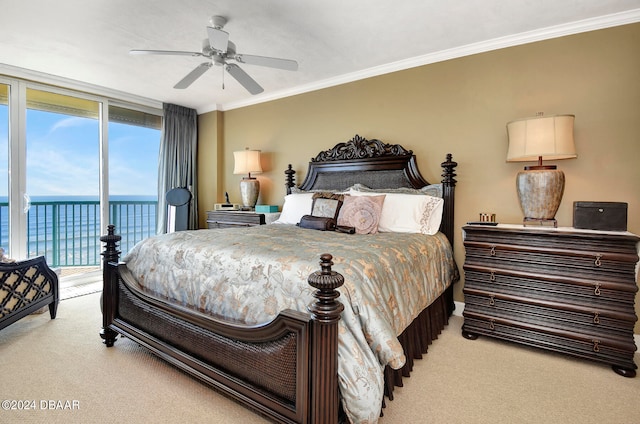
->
[506,114,576,162]
[233,149,262,175]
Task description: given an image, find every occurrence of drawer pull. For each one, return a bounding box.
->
[594,284,601,296]
[489,319,495,330]
[489,271,496,282]
[594,254,602,267]
[490,246,496,257]
[592,340,600,352]
[593,312,600,324]
[489,295,495,306]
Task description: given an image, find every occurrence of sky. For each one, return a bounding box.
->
[0,105,160,198]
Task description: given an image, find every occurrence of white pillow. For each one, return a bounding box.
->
[349,189,444,235]
[273,193,314,225]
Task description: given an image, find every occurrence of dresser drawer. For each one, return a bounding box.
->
[462,315,637,370]
[464,241,638,283]
[463,290,637,339]
[463,266,637,311]
[463,226,639,255]
[206,211,265,228]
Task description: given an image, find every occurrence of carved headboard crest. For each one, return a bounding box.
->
[312,135,412,162]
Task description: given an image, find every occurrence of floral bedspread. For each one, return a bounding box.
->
[123,224,457,423]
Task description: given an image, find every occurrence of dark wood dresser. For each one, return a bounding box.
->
[461,224,639,377]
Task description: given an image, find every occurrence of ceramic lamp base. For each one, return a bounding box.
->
[516,168,565,223]
[240,178,260,209]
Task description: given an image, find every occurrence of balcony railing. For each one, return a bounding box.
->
[0,199,157,267]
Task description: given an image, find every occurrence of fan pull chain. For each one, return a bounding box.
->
[222,66,225,90]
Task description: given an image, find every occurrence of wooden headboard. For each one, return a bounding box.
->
[284,134,458,245]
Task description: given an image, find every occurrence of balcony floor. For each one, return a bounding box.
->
[59,267,101,300]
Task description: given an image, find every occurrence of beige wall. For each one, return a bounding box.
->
[197,23,640,333]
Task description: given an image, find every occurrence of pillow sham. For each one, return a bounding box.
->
[290,185,356,195]
[273,192,314,225]
[349,190,444,235]
[350,183,443,198]
[337,194,385,234]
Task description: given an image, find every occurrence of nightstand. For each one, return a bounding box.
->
[461,224,639,377]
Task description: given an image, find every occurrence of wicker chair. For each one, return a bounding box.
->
[0,256,59,331]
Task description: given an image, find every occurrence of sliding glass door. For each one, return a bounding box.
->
[107,105,161,255]
[0,83,9,254]
[0,77,161,268]
[25,88,101,266]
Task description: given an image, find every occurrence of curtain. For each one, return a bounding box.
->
[156,103,198,233]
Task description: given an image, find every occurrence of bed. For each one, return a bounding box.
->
[100,135,459,423]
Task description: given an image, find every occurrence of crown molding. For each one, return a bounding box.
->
[214,8,640,113]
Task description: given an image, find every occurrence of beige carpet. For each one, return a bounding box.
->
[1,292,639,424]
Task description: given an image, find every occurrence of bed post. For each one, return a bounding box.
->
[99,224,121,347]
[440,154,458,315]
[440,153,457,247]
[285,164,296,195]
[307,254,344,424]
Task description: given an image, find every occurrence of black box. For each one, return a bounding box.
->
[573,201,627,231]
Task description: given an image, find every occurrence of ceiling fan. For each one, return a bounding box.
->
[129,15,298,95]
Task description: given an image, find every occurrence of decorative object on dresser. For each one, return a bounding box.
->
[214,192,241,210]
[461,224,639,377]
[506,113,577,227]
[233,148,262,209]
[573,201,628,231]
[255,205,278,213]
[206,210,266,228]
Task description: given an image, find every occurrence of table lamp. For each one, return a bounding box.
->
[233,148,262,209]
[506,113,576,227]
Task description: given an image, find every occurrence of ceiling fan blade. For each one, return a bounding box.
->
[234,54,298,71]
[225,63,264,95]
[130,49,203,57]
[207,26,229,52]
[174,62,212,89]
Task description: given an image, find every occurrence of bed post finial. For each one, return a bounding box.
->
[307,254,343,424]
[441,153,457,185]
[100,224,121,347]
[100,224,121,263]
[285,164,296,195]
[307,253,344,321]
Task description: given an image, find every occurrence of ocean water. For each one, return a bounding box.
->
[0,195,158,266]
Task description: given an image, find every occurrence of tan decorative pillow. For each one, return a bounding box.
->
[337,195,385,234]
[311,192,344,219]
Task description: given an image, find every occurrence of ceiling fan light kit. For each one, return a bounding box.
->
[130,15,298,95]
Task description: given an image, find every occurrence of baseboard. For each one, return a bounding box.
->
[451,301,640,346]
[452,301,464,317]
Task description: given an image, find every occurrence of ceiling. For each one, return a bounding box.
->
[2,1,639,113]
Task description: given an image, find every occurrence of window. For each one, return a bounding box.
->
[0,77,161,265]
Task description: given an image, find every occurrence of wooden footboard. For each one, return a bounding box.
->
[100,225,455,423]
[100,225,343,424]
